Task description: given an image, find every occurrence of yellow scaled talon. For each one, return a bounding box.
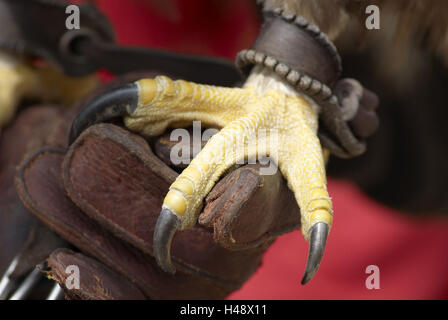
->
[70,66,334,283]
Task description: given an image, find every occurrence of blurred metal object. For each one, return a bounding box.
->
[8,265,44,300]
[0,256,19,300]
[0,219,69,300]
[46,283,64,300]
[0,0,114,76]
[0,0,242,86]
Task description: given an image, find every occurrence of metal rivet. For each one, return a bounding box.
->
[282,10,296,21]
[295,16,309,28]
[246,49,256,62]
[235,50,247,68]
[319,85,333,100]
[307,24,320,36]
[264,56,278,70]
[254,52,266,65]
[309,80,323,96]
[286,70,301,85]
[273,7,282,15]
[275,63,290,77]
[315,33,328,45]
[298,75,312,91]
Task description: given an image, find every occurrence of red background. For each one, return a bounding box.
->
[77,0,448,299]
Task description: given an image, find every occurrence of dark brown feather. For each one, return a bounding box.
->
[264,0,448,58]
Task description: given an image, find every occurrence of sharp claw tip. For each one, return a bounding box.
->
[300,222,329,285]
[300,274,312,285]
[154,208,180,275]
[68,83,139,146]
[161,263,177,275]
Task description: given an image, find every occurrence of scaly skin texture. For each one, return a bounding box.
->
[124,69,333,241]
[0,50,97,131]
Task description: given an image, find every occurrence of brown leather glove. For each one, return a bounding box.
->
[7,70,299,299]
[5,70,376,300]
[0,102,71,299]
[0,69,297,299]
[16,121,300,299]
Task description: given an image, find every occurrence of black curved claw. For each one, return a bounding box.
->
[301,222,329,285]
[153,208,180,274]
[68,83,139,145]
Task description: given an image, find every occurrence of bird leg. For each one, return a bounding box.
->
[69,61,333,284]
[0,50,97,133]
[69,8,375,285]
